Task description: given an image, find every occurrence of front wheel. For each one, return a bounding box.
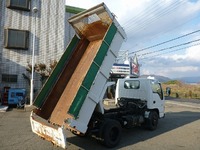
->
[100,119,122,148]
[146,111,159,130]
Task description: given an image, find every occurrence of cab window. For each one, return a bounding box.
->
[151,80,163,100]
[124,80,140,89]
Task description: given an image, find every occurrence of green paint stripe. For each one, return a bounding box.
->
[68,87,88,118]
[68,63,99,117]
[68,23,117,118]
[82,62,99,89]
[65,5,85,14]
[94,23,117,66]
[93,42,109,66]
[34,36,80,108]
[104,23,117,45]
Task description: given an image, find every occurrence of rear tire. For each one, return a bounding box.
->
[146,111,159,130]
[100,119,122,148]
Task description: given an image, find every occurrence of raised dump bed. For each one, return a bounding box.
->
[30,3,126,149]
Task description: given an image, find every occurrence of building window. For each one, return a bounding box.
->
[6,0,31,11]
[4,28,29,50]
[2,74,18,83]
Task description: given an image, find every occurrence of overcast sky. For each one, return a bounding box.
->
[66,0,200,79]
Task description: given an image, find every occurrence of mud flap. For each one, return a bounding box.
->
[30,111,67,149]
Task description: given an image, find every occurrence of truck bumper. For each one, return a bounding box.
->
[30,111,67,149]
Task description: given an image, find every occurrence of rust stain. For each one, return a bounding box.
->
[82,20,109,41]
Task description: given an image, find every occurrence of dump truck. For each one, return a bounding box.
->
[30,3,165,149]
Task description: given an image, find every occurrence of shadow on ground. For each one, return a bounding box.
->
[66,111,200,150]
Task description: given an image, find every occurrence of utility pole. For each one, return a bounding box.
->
[30,6,38,105]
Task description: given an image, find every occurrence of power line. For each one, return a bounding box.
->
[138,38,200,57]
[125,1,186,33]
[116,30,200,60]
[128,14,200,46]
[140,42,200,60]
[123,1,191,53]
[126,15,200,54]
[128,29,200,55]
[122,1,163,27]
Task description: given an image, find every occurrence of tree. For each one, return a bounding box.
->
[22,60,57,85]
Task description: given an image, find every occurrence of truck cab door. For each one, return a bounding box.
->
[151,80,165,118]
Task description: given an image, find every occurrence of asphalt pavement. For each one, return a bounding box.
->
[0,98,200,150]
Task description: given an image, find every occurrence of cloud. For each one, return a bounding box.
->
[141,62,200,78]
[167,45,200,63]
[130,1,200,78]
[140,43,200,78]
[185,46,200,61]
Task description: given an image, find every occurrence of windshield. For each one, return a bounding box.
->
[150,80,163,100]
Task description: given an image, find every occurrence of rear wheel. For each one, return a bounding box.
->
[146,111,159,130]
[100,119,122,148]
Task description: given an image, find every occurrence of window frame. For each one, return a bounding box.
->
[2,74,18,83]
[124,80,140,89]
[6,0,31,11]
[4,28,29,50]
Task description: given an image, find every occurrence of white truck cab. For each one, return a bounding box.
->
[115,77,165,118]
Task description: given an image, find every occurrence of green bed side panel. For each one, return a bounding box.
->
[82,63,99,90]
[68,23,117,118]
[104,23,118,45]
[34,36,80,108]
[94,23,117,66]
[68,63,99,117]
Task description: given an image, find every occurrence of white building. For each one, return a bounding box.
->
[0,0,84,98]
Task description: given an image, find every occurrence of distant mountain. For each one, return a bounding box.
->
[140,74,171,82]
[141,75,200,84]
[174,76,200,83]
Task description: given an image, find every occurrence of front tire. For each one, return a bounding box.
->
[146,111,159,130]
